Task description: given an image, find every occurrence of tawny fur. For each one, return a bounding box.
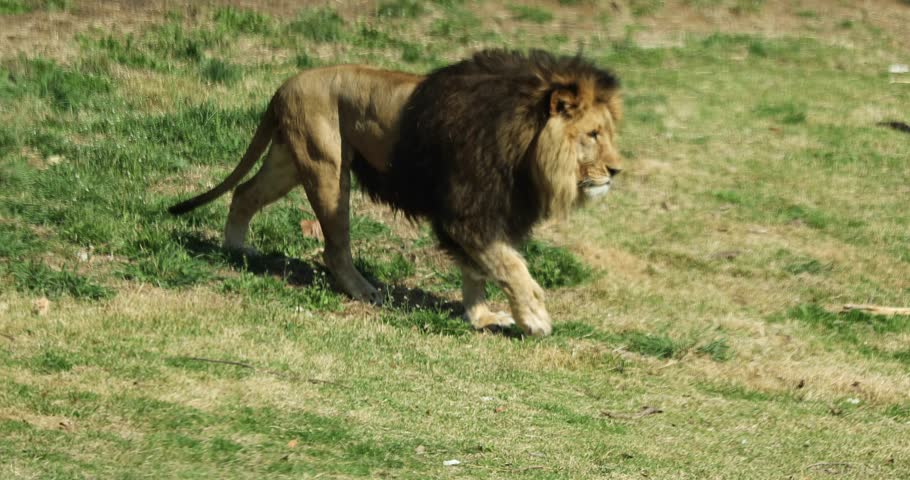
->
[167,50,623,336]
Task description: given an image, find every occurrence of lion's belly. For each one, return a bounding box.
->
[347,120,395,173]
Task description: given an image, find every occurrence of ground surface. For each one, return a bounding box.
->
[1,0,909,478]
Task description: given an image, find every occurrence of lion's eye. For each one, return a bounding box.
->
[588,130,599,140]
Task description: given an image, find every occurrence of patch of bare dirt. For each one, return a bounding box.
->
[0,409,76,432]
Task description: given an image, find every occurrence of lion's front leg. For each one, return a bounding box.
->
[460,265,515,331]
[469,242,552,337]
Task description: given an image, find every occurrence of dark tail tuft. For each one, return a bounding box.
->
[167,202,194,215]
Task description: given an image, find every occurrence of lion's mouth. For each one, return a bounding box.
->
[579,178,611,198]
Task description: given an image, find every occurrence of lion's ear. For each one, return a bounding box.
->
[549,87,578,118]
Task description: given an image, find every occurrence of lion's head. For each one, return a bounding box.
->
[530,62,623,218]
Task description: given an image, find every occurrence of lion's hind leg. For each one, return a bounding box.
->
[469,242,552,337]
[224,143,300,254]
[460,265,516,331]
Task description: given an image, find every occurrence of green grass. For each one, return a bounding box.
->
[523,239,591,288]
[355,253,415,284]
[430,12,480,41]
[754,100,808,124]
[0,0,30,14]
[213,6,273,35]
[1,58,112,110]
[7,261,114,300]
[2,1,910,478]
[380,309,472,336]
[287,8,347,42]
[697,338,734,362]
[200,58,243,85]
[629,0,664,16]
[507,4,553,23]
[221,271,343,311]
[377,0,426,18]
[731,0,765,15]
[0,0,67,14]
[785,304,910,344]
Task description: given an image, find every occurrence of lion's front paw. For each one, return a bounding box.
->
[351,284,383,306]
[515,306,552,337]
[223,243,260,257]
[519,315,552,336]
[467,310,516,331]
[365,288,384,306]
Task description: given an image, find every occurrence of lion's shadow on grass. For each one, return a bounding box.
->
[176,233,464,317]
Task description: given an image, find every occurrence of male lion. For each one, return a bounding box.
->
[168,49,622,336]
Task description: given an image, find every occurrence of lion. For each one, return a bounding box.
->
[168,49,622,336]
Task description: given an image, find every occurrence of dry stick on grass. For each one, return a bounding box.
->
[518,466,548,473]
[178,357,339,386]
[804,462,856,472]
[838,304,910,316]
[877,120,910,134]
[464,464,551,474]
[0,333,15,342]
[601,406,663,419]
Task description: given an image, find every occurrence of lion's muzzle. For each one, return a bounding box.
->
[580,177,612,199]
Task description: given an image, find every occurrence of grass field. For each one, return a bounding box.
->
[1,0,909,478]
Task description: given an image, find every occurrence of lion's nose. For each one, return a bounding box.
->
[608,167,622,177]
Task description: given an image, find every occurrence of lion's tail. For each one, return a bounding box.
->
[167,99,278,216]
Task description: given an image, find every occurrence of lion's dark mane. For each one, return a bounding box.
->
[351,49,619,262]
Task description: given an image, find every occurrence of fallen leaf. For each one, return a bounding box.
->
[415,445,426,455]
[287,439,298,448]
[32,297,50,316]
[494,406,506,413]
[299,220,324,240]
[711,250,741,260]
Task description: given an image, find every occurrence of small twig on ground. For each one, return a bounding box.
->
[0,333,14,342]
[657,360,679,370]
[878,120,910,134]
[518,466,548,473]
[463,464,552,474]
[602,406,663,419]
[804,462,856,472]
[838,304,910,316]
[177,356,340,386]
